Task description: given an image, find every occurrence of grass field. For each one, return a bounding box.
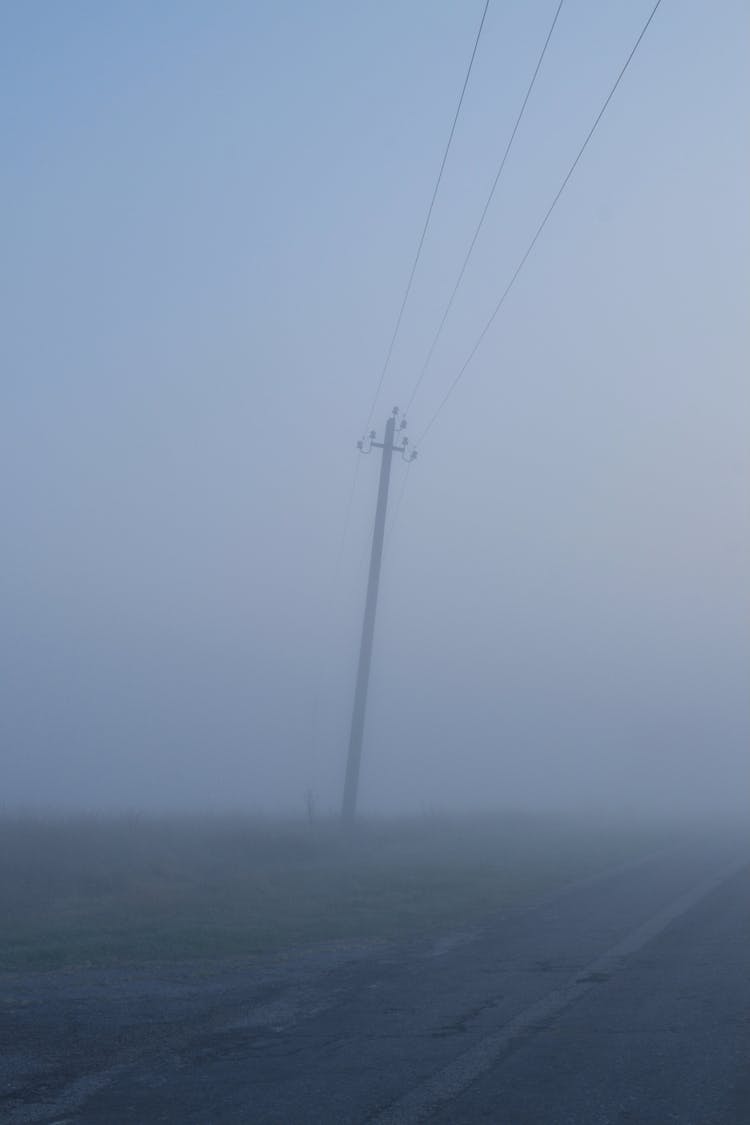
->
[0,810,670,971]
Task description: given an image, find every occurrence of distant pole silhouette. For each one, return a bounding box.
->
[342,408,415,823]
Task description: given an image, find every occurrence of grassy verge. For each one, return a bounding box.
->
[0,811,667,971]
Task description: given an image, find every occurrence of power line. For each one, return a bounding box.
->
[383,459,413,564]
[417,0,665,447]
[405,0,565,418]
[362,0,492,433]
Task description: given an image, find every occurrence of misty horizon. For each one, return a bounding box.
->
[3,0,748,820]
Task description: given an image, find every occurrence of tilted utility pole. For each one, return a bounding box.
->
[342,407,416,823]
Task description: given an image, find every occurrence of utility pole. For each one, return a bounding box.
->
[342,407,416,823]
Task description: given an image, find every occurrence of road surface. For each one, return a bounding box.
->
[3,839,748,1123]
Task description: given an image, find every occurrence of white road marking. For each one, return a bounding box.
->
[373,856,749,1125]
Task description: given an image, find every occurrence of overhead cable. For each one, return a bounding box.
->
[405,0,566,418]
[417,0,664,447]
[362,0,492,433]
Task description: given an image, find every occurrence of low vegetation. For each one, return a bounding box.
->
[0,810,669,971]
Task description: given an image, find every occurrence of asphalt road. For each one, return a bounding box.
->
[3,839,749,1124]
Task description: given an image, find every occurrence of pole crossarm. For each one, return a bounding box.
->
[357,408,417,462]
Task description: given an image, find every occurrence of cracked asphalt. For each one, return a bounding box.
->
[2,839,748,1124]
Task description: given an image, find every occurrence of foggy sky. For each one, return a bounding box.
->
[2,1,748,817]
